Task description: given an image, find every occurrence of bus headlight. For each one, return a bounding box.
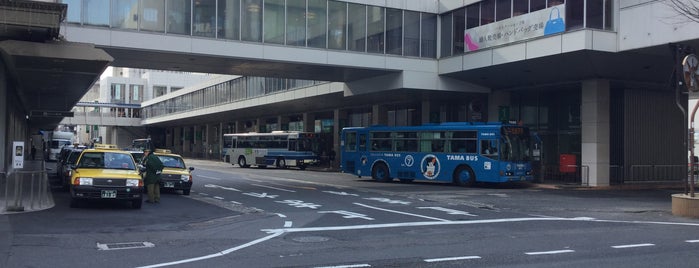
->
[78,178,93,186]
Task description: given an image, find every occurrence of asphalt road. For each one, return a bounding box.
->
[2,159,699,268]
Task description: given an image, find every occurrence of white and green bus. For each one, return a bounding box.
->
[222,131,319,170]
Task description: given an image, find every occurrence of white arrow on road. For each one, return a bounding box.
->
[204,184,241,192]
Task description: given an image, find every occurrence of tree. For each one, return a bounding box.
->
[666,0,699,23]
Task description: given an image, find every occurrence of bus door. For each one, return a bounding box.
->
[480,139,500,181]
[341,131,360,174]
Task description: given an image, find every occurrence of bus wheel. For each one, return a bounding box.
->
[372,163,391,182]
[299,165,307,170]
[453,166,476,187]
[238,156,249,168]
[277,158,286,169]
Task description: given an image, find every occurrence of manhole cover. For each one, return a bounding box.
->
[291,236,329,243]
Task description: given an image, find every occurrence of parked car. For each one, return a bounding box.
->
[151,149,193,195]
[55,147,84,191]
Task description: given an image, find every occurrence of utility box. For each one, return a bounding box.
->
[559,154,576,173]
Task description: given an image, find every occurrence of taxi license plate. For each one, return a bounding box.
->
[164,182,175,188]
[101,190,117,198]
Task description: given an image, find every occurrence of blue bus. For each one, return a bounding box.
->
[340,122,533,185]
[222,131,319,170]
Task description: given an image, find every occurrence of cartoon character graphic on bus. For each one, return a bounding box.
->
[420,154,441,180]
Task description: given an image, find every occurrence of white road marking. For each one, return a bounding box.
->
[284,221,293,227]
[323,191,360,196]
[611,243,654,249]
[417,207,477,217]
[196,175,221,180]
[424,256,481,262]
[275,213,287,218]
[318,210,374,220]
[525,249,575,255]
[203,184,241,192]
[243,192,279,198]
[314,264,371,268]
[213,196,224,200]
[363,197,411,205]
[229,201,241,205]
[686,239,699,243]
[354,203,449,222]
[136,232,284,268]
[252,183,296,192]
[276,200,322,209]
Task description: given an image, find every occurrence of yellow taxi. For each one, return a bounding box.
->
[69,144,144,209]
[152,149,193,195]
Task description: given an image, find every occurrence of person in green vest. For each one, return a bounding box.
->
[142,148,164,203]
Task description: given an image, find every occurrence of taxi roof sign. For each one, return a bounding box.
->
[155,149,172,154]
[93,144,118,149]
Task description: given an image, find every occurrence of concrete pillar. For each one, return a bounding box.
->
[488,91,510,122]
[372,104,387,125]
[421,100,431,124]
[581,79,610,187]
[278,115,289,131]
[303,113,316,133]
[174,127,183,155]
[0,61,6,172]
[332,109,345,168]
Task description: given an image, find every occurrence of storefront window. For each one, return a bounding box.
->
[347,3,366,52]
[218,0,240,40]
[264,0,284,44]
[328,1,347,50]
[112,0,139,30]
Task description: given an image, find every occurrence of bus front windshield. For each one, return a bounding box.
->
[500,127,531,162]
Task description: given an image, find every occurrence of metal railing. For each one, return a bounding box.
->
[628,164,685,183]
[1,163,55,213]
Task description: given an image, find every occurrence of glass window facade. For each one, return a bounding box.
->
[366,6,385,54]
[141,0,165,32]
[307,0,327,48]
[112,0,139,30]
[218,0,240,39]
[286,0,306,46]
[327,1,346,50]
[347,3,366,52]
[264,0,285,44]
[64,0,612,59]
[168,0,192,35]
[194,0,216,37]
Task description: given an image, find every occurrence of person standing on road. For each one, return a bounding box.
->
[142,148,164,203]
[31,145,37,160]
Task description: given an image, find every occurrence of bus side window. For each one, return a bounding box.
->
[289,140,297,151]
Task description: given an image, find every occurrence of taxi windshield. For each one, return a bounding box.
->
[158,155,185,168]
[78,152,136,170]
